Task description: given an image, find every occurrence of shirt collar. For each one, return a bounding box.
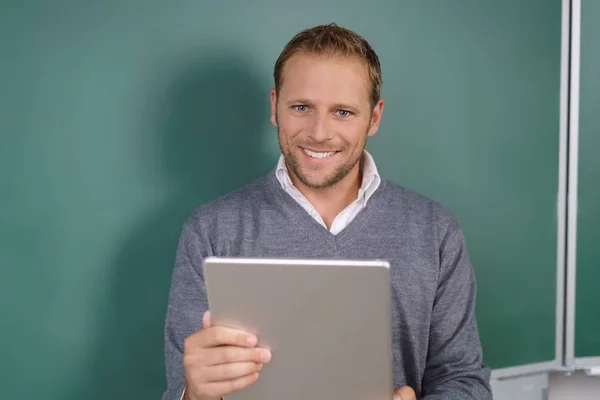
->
[275,150,381,205]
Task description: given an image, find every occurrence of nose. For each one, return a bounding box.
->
[308,112,333,142]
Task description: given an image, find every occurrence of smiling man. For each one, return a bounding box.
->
[162,24,493,400]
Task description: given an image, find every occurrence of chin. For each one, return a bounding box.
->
[305,177,331,189]
[300,169,349,190]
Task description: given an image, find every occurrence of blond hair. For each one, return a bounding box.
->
[274,23,383,108]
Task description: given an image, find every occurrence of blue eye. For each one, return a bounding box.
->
[295,105,308,112]
[336,110,351,117]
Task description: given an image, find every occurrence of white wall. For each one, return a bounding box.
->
[549,371,600,400]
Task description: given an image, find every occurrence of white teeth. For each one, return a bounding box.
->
[303,148,336,159]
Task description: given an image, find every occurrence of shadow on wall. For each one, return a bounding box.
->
[68,51,275,399]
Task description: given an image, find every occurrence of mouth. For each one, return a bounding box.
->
[300,147,340,160]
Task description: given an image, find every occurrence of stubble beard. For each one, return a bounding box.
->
[277,126,368,190]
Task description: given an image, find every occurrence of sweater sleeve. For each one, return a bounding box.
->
[420,217,493,399]
[162,219,212,400]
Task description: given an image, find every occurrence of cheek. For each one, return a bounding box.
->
[337,122,369,145]
[278,115,306,139]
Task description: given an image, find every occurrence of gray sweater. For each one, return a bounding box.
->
[162,170,493,399]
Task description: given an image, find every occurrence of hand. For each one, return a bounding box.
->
[394,385,416,400]
[183,311,272,400]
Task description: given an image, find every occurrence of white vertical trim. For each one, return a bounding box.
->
[555,0,571,367]
[565,0,582,367]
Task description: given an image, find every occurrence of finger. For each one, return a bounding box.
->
[199,326,258,348]
[203,310,211,328]
[197,371,260,399]
[203,346,271,366]
[203,361,263,382]
[186,326,257,349]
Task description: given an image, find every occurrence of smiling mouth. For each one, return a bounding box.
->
[301,147,339,159]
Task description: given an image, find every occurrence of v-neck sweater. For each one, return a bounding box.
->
[162,169,492,400]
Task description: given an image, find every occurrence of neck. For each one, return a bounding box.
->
[290,158,364,229]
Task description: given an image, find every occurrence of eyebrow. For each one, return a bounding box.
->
[331,103,360,112]
[284,99,314,106]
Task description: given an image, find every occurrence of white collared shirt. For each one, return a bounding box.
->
[275,150,381,235]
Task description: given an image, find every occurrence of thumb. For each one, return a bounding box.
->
[394,385,416,400]
[202,310,211,328]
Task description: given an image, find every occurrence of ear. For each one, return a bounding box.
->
[270,88,278,127]
[367,98,385,137]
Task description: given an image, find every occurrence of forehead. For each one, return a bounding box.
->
[279,51,370,105]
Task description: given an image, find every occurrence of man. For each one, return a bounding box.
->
[163,24,493,400]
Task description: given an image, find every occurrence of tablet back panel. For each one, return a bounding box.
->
[203,257,394,400]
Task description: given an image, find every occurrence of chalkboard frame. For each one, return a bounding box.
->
[565,0,600,373]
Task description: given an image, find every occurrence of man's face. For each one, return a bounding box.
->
[270,52,383,190]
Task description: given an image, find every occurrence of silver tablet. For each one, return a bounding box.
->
[203,257,394,400]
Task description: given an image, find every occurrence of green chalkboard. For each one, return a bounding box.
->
[575,0,600,361]
[0,1,562,399]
